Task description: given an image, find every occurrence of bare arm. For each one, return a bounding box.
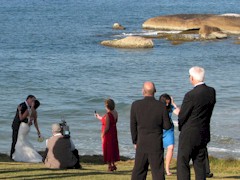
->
[102,114,110,138]
[32,111,41,137]
[95,113,102,121]
[173,107,180,115]
[171,96,180,115]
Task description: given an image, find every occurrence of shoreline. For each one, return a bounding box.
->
[0,152,133,164]
[1,151,239,163]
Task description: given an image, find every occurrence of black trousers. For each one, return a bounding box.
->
[177,144,206,180]
[10,123,20,159]
[131,151,165,180]
[72,149,81,169]
[204,147,211,174]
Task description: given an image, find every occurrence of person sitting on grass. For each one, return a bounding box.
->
[42,123,81,169]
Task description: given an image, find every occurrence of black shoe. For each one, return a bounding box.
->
[74,164,82,169]
[206,173,213,178]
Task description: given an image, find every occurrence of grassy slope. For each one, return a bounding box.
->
[0,153,239,180]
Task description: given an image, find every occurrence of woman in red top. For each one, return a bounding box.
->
[95,98,120,171]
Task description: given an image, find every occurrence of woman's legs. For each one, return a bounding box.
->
[108,162,113,171]
[112,162,117,170]
[107,162,117,171]
[165,144,174,175]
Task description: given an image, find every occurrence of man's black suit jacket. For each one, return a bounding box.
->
[130,96,172,153]
[178,83,216,147]
[12,102,29,130]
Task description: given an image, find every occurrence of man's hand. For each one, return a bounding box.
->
[134,144,137,149]
[18,105,22,112]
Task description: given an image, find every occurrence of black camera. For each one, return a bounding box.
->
[59,120,70,138]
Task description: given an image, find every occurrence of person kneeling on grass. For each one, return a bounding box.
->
[42,123,81,169]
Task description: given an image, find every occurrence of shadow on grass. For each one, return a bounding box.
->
[0,167,132,180]
[0,167,48,174]
[0,152,133,179]
[222,175,240,179]
[80,154,132,164]
[0,152,132,165]
[0,153,12,162]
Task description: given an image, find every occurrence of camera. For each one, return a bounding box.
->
[59,120,70,138]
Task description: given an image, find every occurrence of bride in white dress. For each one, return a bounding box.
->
[12,100,43,163]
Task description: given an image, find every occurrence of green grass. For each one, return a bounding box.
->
[0,153,239,180]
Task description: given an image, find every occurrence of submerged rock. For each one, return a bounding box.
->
[235,37,240,44]
[100,36,154,48]
[166,34,199,41]
[199,25,227,39]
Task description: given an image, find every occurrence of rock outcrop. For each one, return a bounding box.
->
[112,23,126,30]
[199,25,227,39]
[166,34,199,41]
[142,14,240,34]
[101,36,154,48]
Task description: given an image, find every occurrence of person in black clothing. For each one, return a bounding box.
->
[177,66,216,180]
[205,147,213,178]
[10,95,36,159]
[130,81,172,180]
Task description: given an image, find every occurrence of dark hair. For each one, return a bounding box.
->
[105,98,115,111]
[34,100,40,109]
[26,95,35,100]
[159,93,171,111]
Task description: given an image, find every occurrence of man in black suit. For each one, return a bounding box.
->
[205,147,213,178]
[10,95,36,159]
[130,81,172,180]
[177,66,216,180]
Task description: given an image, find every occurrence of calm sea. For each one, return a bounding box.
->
[0,0,239,159]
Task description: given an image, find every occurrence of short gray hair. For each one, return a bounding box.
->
[52,123,61,133]
[189,66,205,82]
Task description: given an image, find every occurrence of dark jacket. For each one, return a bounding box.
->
[12,102,28,130]
[130,96,171,153]
[178,83,216,146]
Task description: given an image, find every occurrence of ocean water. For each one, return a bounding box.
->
[0,0,240,159]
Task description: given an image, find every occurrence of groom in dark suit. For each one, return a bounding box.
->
[130,81,172,180]
[10,95,36,159]
[177,66,216,180]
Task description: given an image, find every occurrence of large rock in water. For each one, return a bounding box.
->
[100,36,154,48]
[142,14,240,34]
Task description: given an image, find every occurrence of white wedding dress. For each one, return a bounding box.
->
[12,122,42,163]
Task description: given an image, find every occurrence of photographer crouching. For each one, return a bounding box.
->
[42,122,82,169]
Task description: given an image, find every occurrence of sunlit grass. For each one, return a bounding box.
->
[0,153,239,180]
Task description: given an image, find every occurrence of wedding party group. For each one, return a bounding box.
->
[10,66,216,180]
[10,95,81,169]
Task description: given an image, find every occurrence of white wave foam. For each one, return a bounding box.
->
[209,147,240,153]
[122,32,158,36]
[155,30,182,34]
[121,30,182,37]
[219,13,240,17]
